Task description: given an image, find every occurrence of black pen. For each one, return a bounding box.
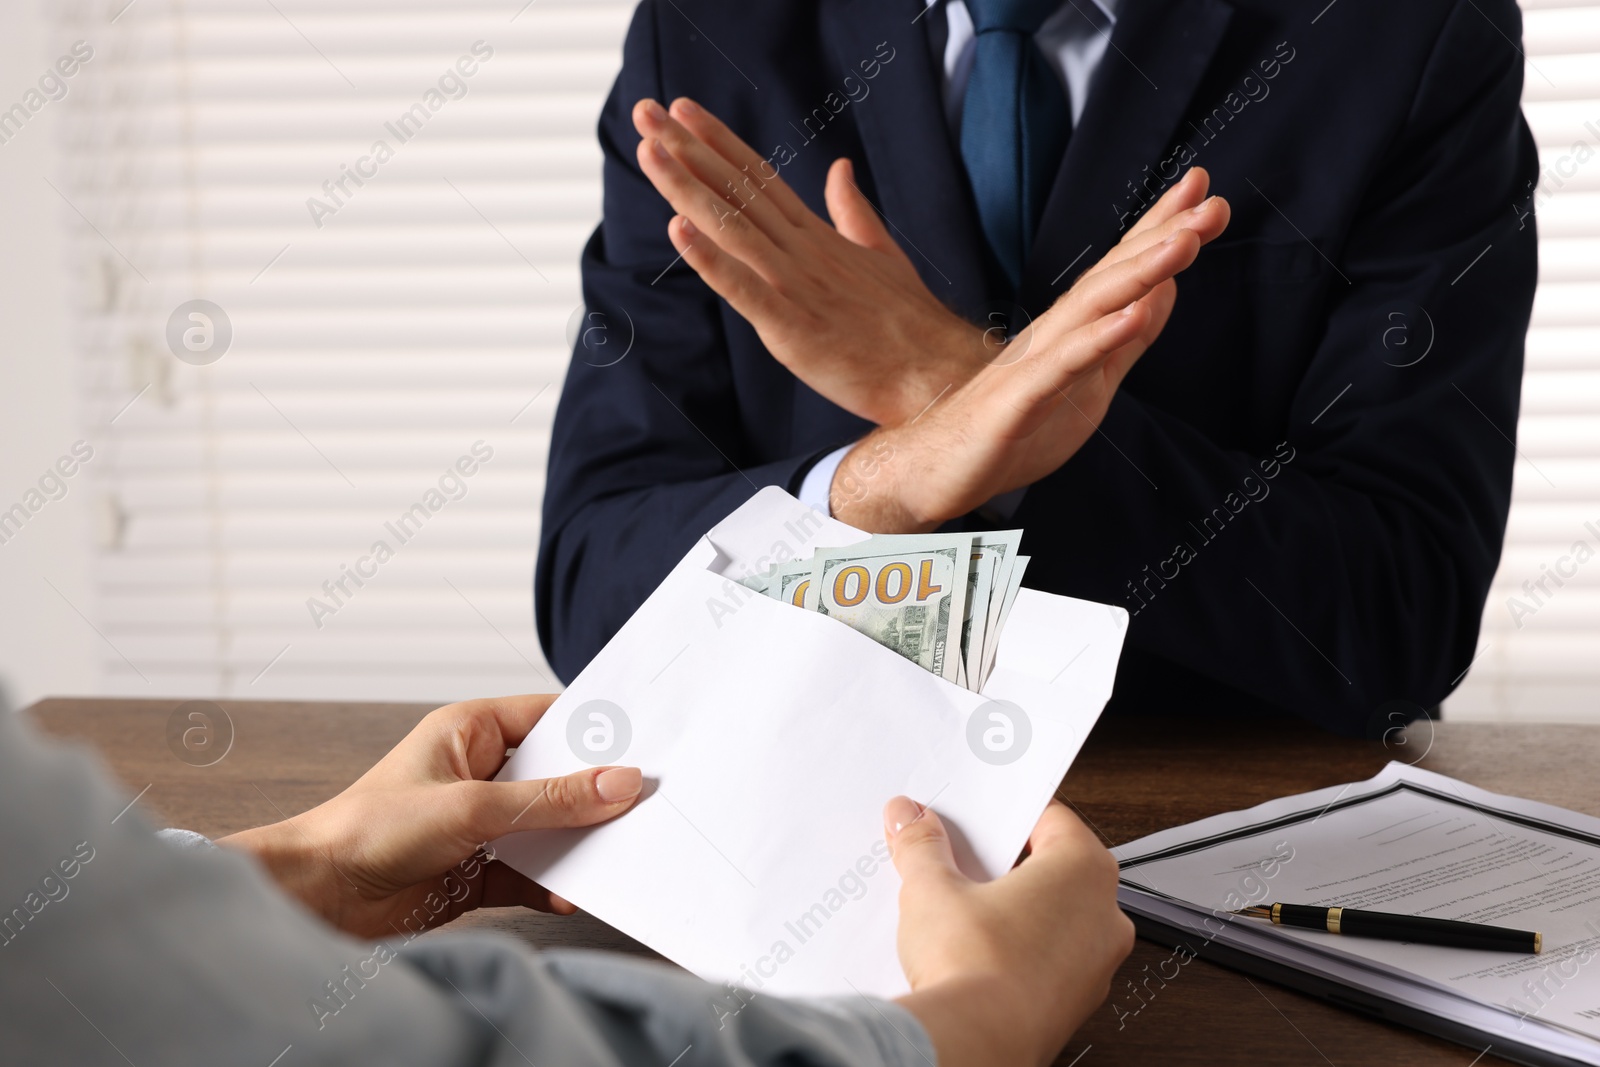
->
[1231,903,1541,954]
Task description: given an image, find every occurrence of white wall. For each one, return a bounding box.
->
[0,1,98,712]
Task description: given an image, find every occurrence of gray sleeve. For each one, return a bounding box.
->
[0,710,936,1067]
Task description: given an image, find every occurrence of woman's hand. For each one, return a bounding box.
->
[889,798,1134,1067]
[219,694,642,940]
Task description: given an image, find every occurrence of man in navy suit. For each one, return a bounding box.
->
[537,0,1538,736]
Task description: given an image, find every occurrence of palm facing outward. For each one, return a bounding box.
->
[634,96,985,426]
[841,186,1226,530]
[633,96,1231,531]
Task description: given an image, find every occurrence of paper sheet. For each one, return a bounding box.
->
[1116,762,1600,1062]
[491,488,1128,999]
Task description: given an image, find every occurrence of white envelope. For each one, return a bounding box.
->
[493,487,1127,999]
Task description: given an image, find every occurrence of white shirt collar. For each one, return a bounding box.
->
[922,0,1120,27]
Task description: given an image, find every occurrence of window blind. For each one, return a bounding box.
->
[53,0,634,701]
[1447,0,1600,721]
[50,0,1600,719]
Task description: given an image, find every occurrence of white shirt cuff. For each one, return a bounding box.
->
[802,445,1032,521]
[797,445,854,517]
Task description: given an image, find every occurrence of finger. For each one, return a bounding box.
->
[1128,277,1177,350]
[668,97,811,226]
[416,695,558,781]
[824,158,907,261]
[473,693,559,748]
[1068,170,1205,286]
[1093,193,1230,281]
[1023,801,1103,858]
[884,796,964,886]
[1048,229,1202,337]
[1088,279,1174,390]
[1121,167,1209,244]
[635,100,796,251]
[1014,803,1125,902]
[1008,301,1152,415]
[669,215,795,326]
[634,99,746,212]
[636,132,791,277]
[1100,332,1153,395]
[460,765,643,839]
[1079,170,1218,282]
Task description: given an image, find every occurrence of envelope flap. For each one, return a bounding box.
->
[700,486,866,580]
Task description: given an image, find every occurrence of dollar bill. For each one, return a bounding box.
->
[756,530,1025,692]
[808,534,973,685]
[981,553,1030,684]
[971,531,1024,688]
[771,558,817,610]
[962,546,997,689]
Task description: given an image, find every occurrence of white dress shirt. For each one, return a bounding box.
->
[798,0,1120,515]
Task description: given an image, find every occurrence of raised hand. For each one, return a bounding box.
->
[631,94,1230,532]
[832,188,1231,530]
[633,96,985,426]
[633,95,1226,435]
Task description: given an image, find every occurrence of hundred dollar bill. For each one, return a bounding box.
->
[771,558,817,610]
[961,546,997,690]
[809,534,973,685]
[981,553,1030,684]
[971,531,1025,688]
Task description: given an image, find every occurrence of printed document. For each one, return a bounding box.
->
[1117,762,1600,1063]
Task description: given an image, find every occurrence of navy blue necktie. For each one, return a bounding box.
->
[959,0,1071,294]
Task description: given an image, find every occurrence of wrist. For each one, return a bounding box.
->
[881,319,987,428]
[896,976,1050,1067]
[827,431,938,533]
[917,321,991,420]
[218,811,351,927]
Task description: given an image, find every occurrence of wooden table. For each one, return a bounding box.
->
[27,697,1600,1066]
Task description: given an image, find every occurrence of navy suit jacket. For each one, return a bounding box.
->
[537,0,1538,736]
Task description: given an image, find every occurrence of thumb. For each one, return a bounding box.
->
[461,766,643,839]
[825,158,905,259]
[884,796,963,886]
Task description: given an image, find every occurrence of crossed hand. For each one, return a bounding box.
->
[633,96,1230,530]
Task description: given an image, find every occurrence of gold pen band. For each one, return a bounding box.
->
[1271,902,1282,924]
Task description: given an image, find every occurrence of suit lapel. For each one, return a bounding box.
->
[820,0,994,321]
[1018,0,1235,313]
